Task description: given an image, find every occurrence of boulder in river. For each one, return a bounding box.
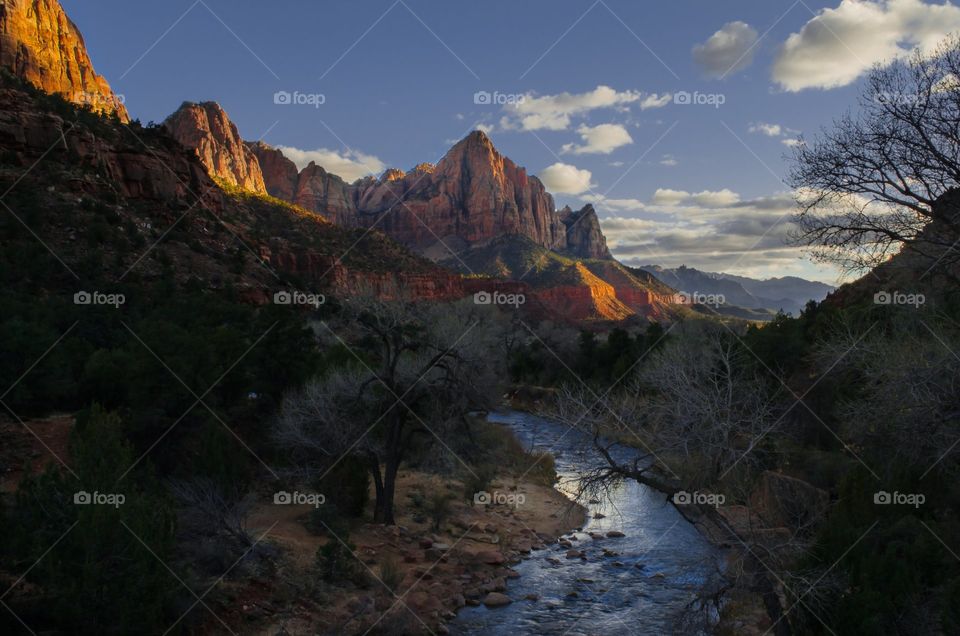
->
[483,592,513,607]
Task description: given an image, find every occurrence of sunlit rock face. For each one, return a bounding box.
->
[0,0,128,122]
[254,130,615,260]
[164,102,267,194]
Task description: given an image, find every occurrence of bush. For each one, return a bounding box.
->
[315,522,359,585]
[379,555,403,594]
[426,492,455,531]
[315,457,369,518]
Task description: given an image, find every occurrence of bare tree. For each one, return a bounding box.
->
[789,35,960,277]
[168,477,257,566]
[275,295,505,524]
[552,322,778,491]
[815,315,960,474]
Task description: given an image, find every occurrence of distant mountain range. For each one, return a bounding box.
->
[640,265,835,317]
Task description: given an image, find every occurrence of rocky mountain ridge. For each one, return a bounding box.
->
[165,101,611,261]
[641,264,833,316]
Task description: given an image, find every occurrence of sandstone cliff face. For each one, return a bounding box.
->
[246,141,299,201]
[0,0,128,122]
[559,205,612,259]
[354,131,566,253]
[254,130,614,260]
[164,101,266,194]
[247,141,357,225]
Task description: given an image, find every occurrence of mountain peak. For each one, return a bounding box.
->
[0,0,128,121]
[164,101,266,194]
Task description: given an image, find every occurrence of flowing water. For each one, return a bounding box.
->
[450,411,722,636]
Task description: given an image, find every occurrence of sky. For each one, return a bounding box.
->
[61,0,960,284]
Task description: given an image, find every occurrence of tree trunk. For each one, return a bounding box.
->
[378,456,399,525]
[370,458,387,523]
[373,413,404,525]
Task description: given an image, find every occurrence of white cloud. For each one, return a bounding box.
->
[561,123,634,155]
[581,194,647,213]
[503,85,652,131]
[749,122,783,137]
[773,0,960,91]
[651,188,741,208]
[691,189,741,207]
[276,146,385,182]
[640,93,673,110]
[538,162,595,195]
[782,138,804,147]
[693,21,759,78]
[652,188,691,205]
[660,155,679,166]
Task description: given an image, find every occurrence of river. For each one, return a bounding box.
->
[450,411,723,636]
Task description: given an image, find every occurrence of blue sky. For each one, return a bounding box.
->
[62,0,960,284]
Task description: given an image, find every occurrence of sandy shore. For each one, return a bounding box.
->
[234,469,587,635]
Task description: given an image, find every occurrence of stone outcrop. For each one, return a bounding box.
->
[247,141,357,224]
[246,140,299,201]
[0,0,128,121]
[353,131,567,252]
[559,205,612,259]
[164,101,266,194]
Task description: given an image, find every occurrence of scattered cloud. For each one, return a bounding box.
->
[500,85,668,131]
[749,121,802,146]
[691,189,741,207]
[561,123,634,155]
[693,21,759,78]
[539,162,595,194]
[660,154,679,166]
[581,194,646,213]
[773,0,960,91]
[640,93,673,110]
[649,188,741,208]
[749,122,783,137]
[597,191,820,277]
[276,146,385,182]
[652,188,691,206]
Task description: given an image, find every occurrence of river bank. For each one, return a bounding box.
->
[450,411,722,635]
[234,414,589,635]
[501,390,824,635]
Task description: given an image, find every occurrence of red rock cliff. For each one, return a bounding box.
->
[255,130,615,261]
[164,101,266,194]
[0,0,128,121]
